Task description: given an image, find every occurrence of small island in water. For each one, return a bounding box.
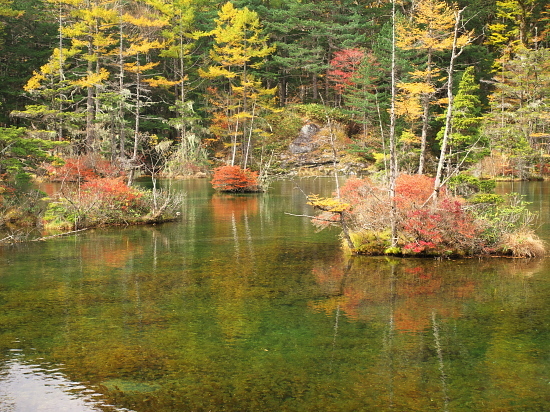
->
[307,173,545,258]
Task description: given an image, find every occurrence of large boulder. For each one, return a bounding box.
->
[288,123,320,154]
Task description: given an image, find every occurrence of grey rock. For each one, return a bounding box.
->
[289,123,320,154]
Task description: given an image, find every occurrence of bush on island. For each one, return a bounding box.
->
[309,174,545,258]
[211,165,261,193]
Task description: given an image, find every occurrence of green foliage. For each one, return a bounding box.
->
[165,100,209,170]
[292,104,350,123]
[347,229,391,255]
[265,109,302,142]
[42,200,79,229]
[468,193,504,205]
[0,188,47,228]
[474,194,535,240]
[0,127,65,182]
[487,0,545,50]
[447,174,496,197]
[483,47,550,172]
[0,0,57,124]
[256,0,369,105]
[384,246,401,255]
[436,66,488,168]
[345,143,376,162]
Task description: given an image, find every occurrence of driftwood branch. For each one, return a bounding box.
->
[0,228,89,245]
[284,212,335,223]
[0,233,19,243]
[31,228,89,242]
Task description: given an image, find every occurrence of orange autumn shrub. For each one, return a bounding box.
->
[211,165,260,192]
[80,177,144,212]
[395,173,443,210]
[43,177,149,229]
[45,154,123,182]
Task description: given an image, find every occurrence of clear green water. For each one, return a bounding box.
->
[1,178,549,411]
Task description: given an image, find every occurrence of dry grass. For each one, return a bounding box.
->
[500,230,546,258]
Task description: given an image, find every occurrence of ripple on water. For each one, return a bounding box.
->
[0,357,134,412]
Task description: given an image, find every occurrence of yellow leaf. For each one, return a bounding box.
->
[307,194,350,213]
[142,77,179,88]
[24,72,45,91]
[72,68,110,88]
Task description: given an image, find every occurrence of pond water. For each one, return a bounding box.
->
[0,178,549,412]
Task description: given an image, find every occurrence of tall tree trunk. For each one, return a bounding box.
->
[118,6,126,160]
[417,50,433,175]
[243,102,256,170]
[312,73,318,100]
[433,8,466,200]
[179,35,188,160]
[278,71,287,106]
[84,0,94,153]
[86,44,95,152]
[127,56,141,187]
[389,0,398,248]
[57,3,65,142]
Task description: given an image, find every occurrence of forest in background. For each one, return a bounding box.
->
[0,0,548,183]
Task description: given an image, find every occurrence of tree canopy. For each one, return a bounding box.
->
[0,0,547,180]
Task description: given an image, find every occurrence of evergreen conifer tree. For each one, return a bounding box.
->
[436,66,486,170]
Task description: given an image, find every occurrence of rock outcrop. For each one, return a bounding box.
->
[279,122,367,175]
[288,123,320,154]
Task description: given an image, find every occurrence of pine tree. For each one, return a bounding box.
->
[16,0,117,151]
[0,126,66,183]
[436,66,486,170]
[483,47,550,176]
[341,51,382,141]
[0,0,55,124]
[248,0,370,106]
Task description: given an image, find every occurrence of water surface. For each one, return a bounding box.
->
[1,178,549,411]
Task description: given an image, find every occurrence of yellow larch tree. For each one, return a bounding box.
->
[397,0,471,174]
[198,2,276,168]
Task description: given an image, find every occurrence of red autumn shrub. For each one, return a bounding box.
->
[395,173,442,210]
[338,177,391,232]
[80,177,143,211]
[46,154,123,182]
[47,157,97,182]
[211,166,260,192]
[90,156,124,178]
[315,174,485,256]
[402,197,482,255]
[339,177,375,207]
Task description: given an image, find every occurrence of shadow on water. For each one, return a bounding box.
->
[0,178,549,411]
